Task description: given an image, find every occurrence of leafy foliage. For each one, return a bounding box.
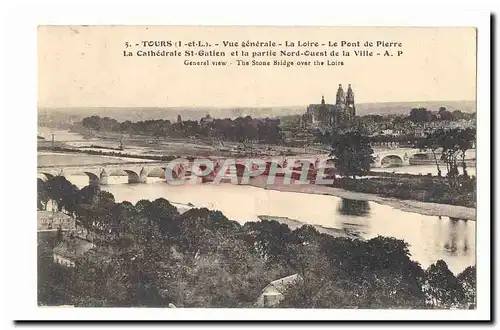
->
[38,182,475,309]
[417,128,476,185]
[457,266,476,308]
[423,260,465,307]
[329,131,374,179]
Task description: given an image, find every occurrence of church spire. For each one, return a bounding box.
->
[346,84,356,119]
[346,84,354,103]
[336,84,345,105]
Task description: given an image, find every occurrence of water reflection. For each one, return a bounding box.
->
[434,217,471,260]
[338,198,371,217]
[371,164,476,177]
[444,218,459,256]
[337,199,371,237]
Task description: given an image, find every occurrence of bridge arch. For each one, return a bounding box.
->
[123,170,140,184]
[410,153,432,160]
[147,166,167,178]
[84,171,101,186]
[234,163,247,176]
[124,168,148,184]
[162,163,184,180]
[380,155,404,168]
[39,172,55,181]
[372,148,420,168]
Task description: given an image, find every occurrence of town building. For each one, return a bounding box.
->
[200,114,214,127]
[255,273,302,307]
[303,84,356,129]
[37,211,75,231]
[52,234,95,268]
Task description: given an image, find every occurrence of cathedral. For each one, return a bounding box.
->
[304,84,356,129]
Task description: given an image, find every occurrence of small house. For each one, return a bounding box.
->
[52,236,95,268]
[255,274,302,307]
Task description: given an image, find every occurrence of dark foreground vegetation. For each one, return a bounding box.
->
[38,176,476,308]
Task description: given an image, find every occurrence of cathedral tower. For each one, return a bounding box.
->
[335,84,346,106]
[346,84,356,119]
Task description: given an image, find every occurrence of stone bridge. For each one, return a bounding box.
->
[37,161,171,185]
[371,148,432,168]
[37,149,436,185]
[36,157,326,186]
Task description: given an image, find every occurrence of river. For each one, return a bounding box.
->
[372,164,476,177]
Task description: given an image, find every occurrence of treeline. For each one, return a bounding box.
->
[81,115,284,144]
[362,107,475,124]
[38,176,476,309]
[404,107,475,123]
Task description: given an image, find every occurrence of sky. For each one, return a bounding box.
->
[38,26,476,108]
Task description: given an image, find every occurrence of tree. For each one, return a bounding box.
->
[423,260,465,308]
[457,266,476,308]
[56,225,63,243]
[45,176,79,213]
[148,198,180,235]
[135,199,152,216]
[288,225,321,246]
[37,178,49,210]
[110,201,137,235]
[149,198,179,220]
[329,131,374,179]
[243,220,291,262]
[437,128,476,186]
[97,190,115,208]
[77,185,101,206]
[452,110,465,121]
[169,208,240,256]
[408,108,431,122]
[456,128,476,178]
[438,107,453,121]
[417,129,446,177]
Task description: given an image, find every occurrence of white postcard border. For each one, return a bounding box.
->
[2,2,491,322]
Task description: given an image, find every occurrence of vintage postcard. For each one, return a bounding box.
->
[33,22,488,320]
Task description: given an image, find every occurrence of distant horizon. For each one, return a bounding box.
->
[38,99,477,111]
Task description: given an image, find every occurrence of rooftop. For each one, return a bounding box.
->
[53,237,95,260]
[267,273,302,294]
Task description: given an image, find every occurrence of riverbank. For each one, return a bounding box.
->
[248,176,476,221]
[257,215,361,240]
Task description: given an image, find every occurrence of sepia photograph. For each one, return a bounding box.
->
[0,7,486,321]
[35,25,480,311]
